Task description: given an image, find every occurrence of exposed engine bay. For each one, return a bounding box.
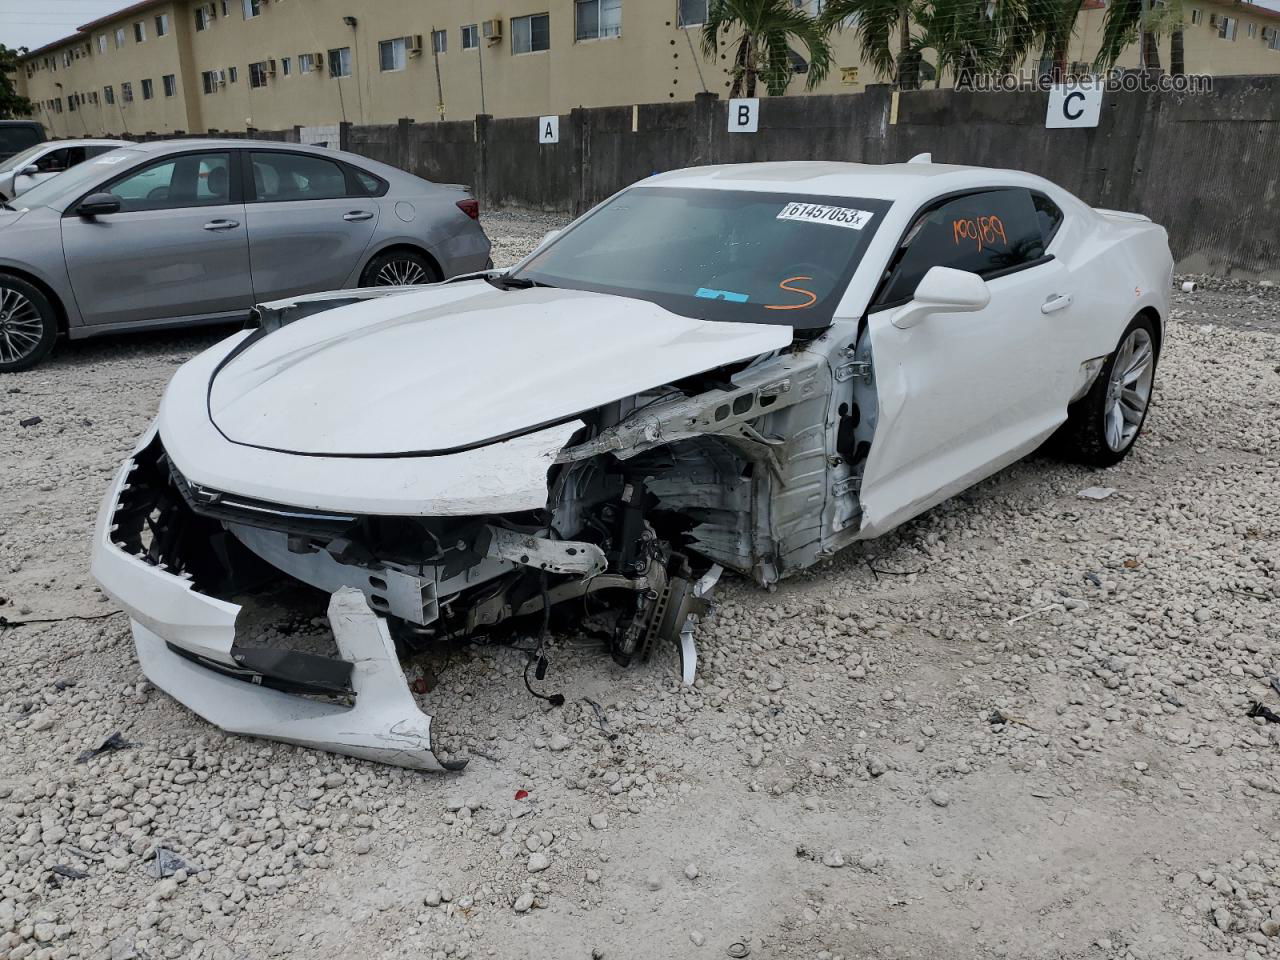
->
[96,291,880,771]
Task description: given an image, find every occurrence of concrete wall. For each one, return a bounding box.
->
[328,76,1278,278]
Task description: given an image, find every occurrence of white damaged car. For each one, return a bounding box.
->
[91,160,1173,770]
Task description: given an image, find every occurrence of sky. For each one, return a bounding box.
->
[4,0,1280,52]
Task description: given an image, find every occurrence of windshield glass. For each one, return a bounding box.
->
[513,186,891,327]
[16,148,141,210]
[0,144,47,174]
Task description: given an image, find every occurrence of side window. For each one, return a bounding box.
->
[37,148,71,172]
[350,166,388,197]
[249,152,348,202]
[104,152,232,211]
[877,189,1047,306]
[1033,193,1064,247]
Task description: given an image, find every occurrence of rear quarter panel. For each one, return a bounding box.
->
[349,184,491,284]
[1054,204,1173,360]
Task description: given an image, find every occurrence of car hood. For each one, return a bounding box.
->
[208,281,793,457]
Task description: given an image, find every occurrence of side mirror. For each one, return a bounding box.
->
[76,193,122,218]
[18,165,38,177]
[892,266,990,330]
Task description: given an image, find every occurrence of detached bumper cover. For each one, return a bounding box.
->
[91,450,464,772]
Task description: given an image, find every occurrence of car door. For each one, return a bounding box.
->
[857,187,1078,535]
[242,149,380,301]
[61,149,252,328]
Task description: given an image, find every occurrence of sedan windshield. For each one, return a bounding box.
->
[513,186,891,327]
[16,148,142,210]
[0,144,47,175]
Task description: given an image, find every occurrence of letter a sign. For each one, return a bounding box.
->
[1045,84,1102,129]
[539,116,560,144]
[727,98,759,134]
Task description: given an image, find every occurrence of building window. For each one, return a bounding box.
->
[201,70,218,93]
[121,81,134,102]
[281,56,291,75]
[104,85,115,104]
[432,29,447,53]
[163,74,177,96]
[141,78,154,99]
[512,13,551,53]
[378,37,407,71]
[134,21,146,42]
[328,46,352,77]
[195,6,210,30]
[243,0,261,18]
[1247,20,1257,37]
[1269,27,1280,49]
[69,95,78,112]
[228,65,239,82]
[1190,8,1201,24]
[155,13,169,36]
[461,23,479,48]
[115,27,126,48]
[575,0,621,39]
[97,34,108,53]
[678,0,708,26]
[299,52,318,73]
[1219,14,1237,39]
[249,61,269,86]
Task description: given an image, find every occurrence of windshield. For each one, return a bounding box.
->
[513,186,891,327]
[0,144,47,174]
[16,148,142,210]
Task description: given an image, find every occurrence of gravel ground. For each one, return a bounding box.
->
[1,210,1279,960]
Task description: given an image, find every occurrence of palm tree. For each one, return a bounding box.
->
[700,0,834,97]
[912,0,1003,87]
[1095,0,1182,71]
[820,0,920,89]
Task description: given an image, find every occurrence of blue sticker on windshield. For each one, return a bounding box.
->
[695,287,749,303]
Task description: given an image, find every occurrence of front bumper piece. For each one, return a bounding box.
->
[90,453,465,772]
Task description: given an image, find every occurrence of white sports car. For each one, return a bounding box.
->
[91,160,1172,771]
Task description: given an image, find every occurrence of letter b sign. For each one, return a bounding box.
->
[727,98,759,134]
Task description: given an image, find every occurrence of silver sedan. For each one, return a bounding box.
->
[0,138,492,371]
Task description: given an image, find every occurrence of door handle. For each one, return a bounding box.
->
[1041,294,1073,314]
[343,210,374,222]
[203,219,239,231]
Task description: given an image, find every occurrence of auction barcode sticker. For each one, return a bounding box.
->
[777,202,873,230]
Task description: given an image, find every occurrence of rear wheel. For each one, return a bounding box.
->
[0,276,57,373]
[358,250,439,287]
[1055,314,1158,466]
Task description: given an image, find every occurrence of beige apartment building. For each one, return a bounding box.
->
[16,0,1280,138]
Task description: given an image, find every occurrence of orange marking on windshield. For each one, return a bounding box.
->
[952,215,1007,252]
[765,276,818,311]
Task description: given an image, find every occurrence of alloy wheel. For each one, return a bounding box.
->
[0,287,45,365]
[374,259,428,286]
[1103,327,1155,452]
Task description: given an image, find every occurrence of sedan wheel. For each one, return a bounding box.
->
[0,278,57,373]
[375,258,428,286]
[1053,313,1159,467]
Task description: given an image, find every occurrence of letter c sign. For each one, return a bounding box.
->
[1045,84,1103,129]
[728,98,760,134]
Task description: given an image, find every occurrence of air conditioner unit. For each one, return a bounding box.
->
[1263,25,1274,39]
[268,58,277,76]
[408,34,424,56]
[215,69,226,86]
[315,51,325,68]
[482,18,502,40]
[1208,12,1218,25]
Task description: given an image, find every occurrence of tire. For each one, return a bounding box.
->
[1055,313,1159,467]
[358,250,440,288]
[0,275,58,373]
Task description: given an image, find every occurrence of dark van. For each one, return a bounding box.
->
[0,121,46,163]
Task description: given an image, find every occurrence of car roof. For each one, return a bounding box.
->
[42,138,132,147]
[644,161,1060,206]
[120,138,406,179]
